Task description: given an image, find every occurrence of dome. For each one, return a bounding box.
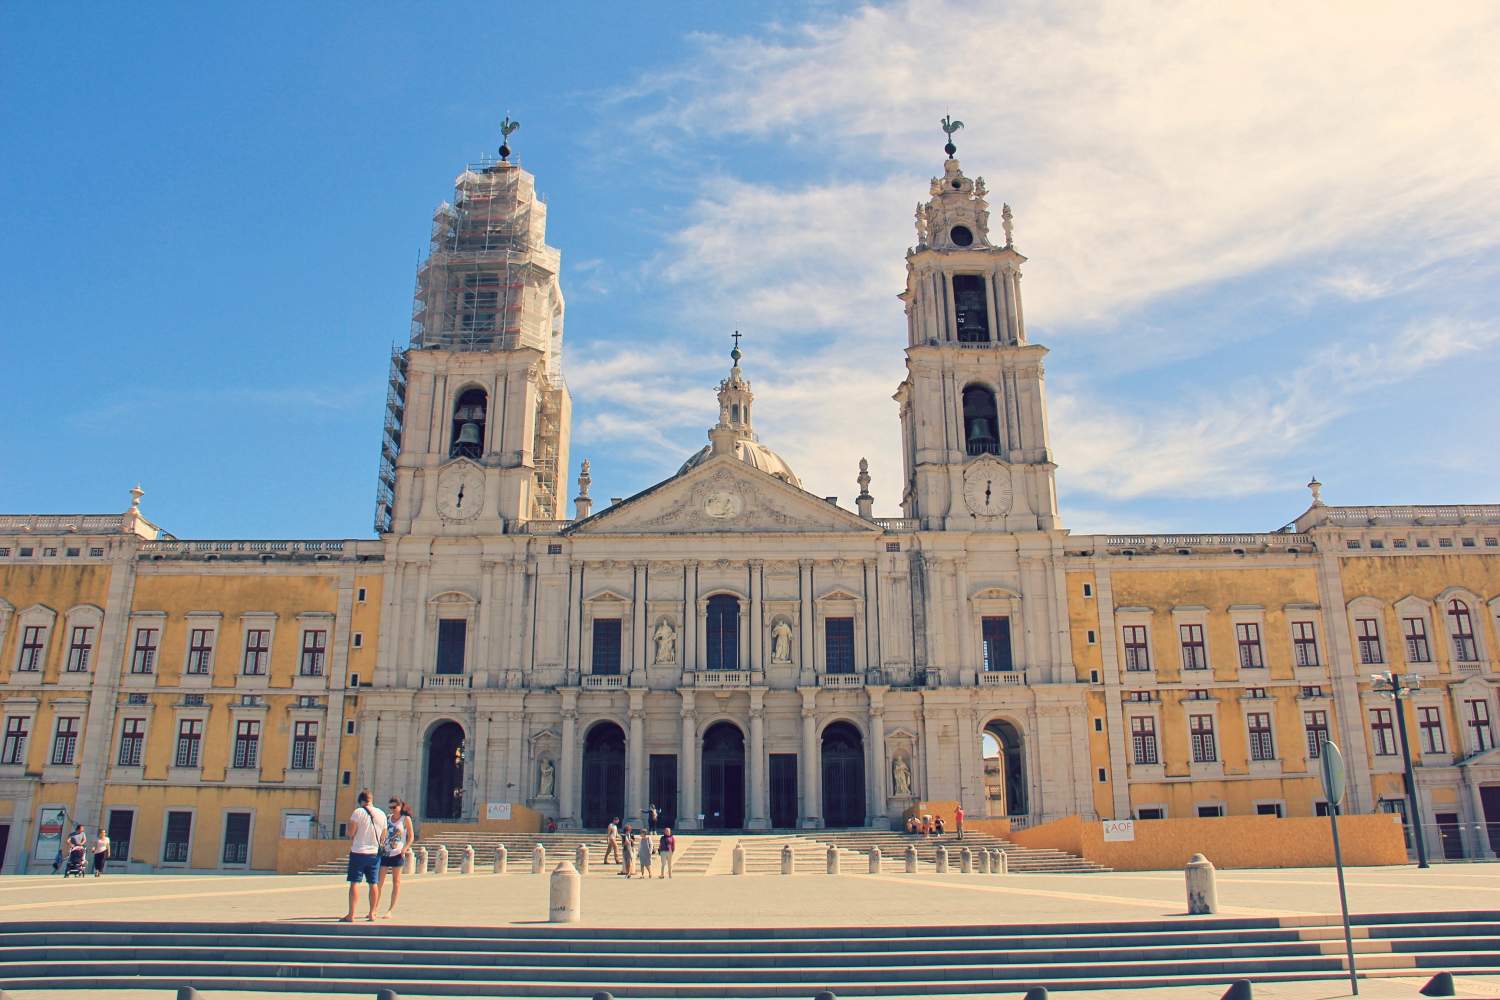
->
[677,439,801,489]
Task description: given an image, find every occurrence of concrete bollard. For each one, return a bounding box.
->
[781,844,794,875]
[1022,989,1048,1000]
[376,990,401,1000]
[905,845,917,873]
[814,993,838,1000]
[493,844,508,874]
[869,846,882,873]
[1220,981,1252,1000]
[548,861,581,923]
[999,850,1010,875]
[1185,853,1218,915]
[732,843,746,875]
[177,989,204,1000]
[591,993,615,1000]
[401,850,415,876]
[435,844,450,873]
[461,844,475,874]
[826,844,840,875]
[413,845,427,875]
[575,844,590,874]
[976,849,989,874]
[934,844,948,873]
[1420,972,1457,997]
[532,843,546,874]
[960,847,972,873]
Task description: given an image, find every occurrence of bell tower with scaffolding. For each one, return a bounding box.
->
[375,121,572,535]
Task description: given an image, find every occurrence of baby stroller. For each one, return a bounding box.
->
[62,845,87,878]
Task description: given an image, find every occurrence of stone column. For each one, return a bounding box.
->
[800,687,821,828]
[679,692,698,830]
[627,690,646,822]
[630,563,647,685]
[954,558,973,682]
[684,563,698,673]
[799,560,816,685]
[469,714,490,821]
[410,560,432,682]
[505,706,526,804]
[750,561,764,676]
[749,688,769,829]
[476,559,495,681]
[559,690,579,829]
[867,688,888,826]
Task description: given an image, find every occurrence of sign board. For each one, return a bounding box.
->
[1102,819,1136,842]
[281,813,313,839]
[485,802,512,821]
[34,806,66,862]
[1320,740,1347,805]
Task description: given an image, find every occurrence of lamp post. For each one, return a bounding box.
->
[1371,671,1430,868]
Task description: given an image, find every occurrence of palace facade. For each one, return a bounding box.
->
[3,141,1499,872]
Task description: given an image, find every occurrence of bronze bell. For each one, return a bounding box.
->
[968,417,993,442]
[456,421,482,447]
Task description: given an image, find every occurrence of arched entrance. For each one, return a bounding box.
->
[701,721,746,829]
[425,721,465,820]
[821,721,866,827]
[981,719,1027,818]
[581,722,626,829]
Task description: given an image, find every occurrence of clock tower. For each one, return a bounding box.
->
[376,130,571,536]
[894,129,1059,533]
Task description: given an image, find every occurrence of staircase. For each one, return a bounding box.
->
[5,911,1500,996]
[303,831,721,876]
[814,829,1111,873]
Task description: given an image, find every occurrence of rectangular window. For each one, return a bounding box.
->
[1305,710,1329,759]
[232,720,260,769]
[1371,708,1397,756]
[1,717,28,765]
[1137,807,1165,820]
[435,619,466,674]
[1356,618,1383,665]
[291,720,318,770]
[1197,804,1225,817]
[117,718,146,767]
[825,617,856,674]
[298,629,327,677]
[1130,716,1159,765]
[107,809,133,865]
[1180,624,1208,671]
[981,616,1013,672]
[1247,712,1275,761]
[162,811,193,864]
[186,628,214,674]
[1190,714,1217,763]
[1418,706,1446,754]
[222,812,252,865]
[1235,622,1264,669]
[175,719,203,768]
[1292,621,1319,666]
[130,627,159,674]
[242,629,270,675]
[17,625,45,672]
[1449,602,1479,663]
[1122,625,1150,672]
[591,618,622,675]
[1403,617,1431,663]
[1256,802,1284,817]
[51,717,79,765]
[66,625,93,672]
[952,274,990,342]
[1467,699,1495,752]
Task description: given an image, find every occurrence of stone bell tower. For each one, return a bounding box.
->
[377,120,572,536]
[893,119,1059,532]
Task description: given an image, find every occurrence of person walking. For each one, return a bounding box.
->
[341,789,387,922]
[603,818,620,865]
[659,827,675,879]
[955,804,965,841]
[621,826,634,877]
[637,826,654,878]
[92,829,111,877]
[379,797,415,919]
[648,804,659,834]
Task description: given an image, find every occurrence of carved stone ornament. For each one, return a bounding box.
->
[704,490,742,520]
[891,754,914,798]
[769,618,795,664]
[652,617,678,664]
[537,757,556,799]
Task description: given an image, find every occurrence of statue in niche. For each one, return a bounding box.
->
[537,758,556,799]
[770,619,794,664]
[892,755,913,798]
[653,618,678,664]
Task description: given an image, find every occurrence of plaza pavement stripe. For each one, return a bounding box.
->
[1088,872,1500,894]
[0,874,240,894]
[0,880,338,912]
[854,872,1305,916]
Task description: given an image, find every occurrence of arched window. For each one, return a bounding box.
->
[953,275,990,342]
[962,385,1000,456]
[450,387,487,459]
[706,595,740,671]
[1448,599,1478,663]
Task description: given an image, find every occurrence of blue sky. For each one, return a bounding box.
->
[4,2,1499,539]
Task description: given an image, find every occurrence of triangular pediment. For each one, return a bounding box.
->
[567,455,879,536]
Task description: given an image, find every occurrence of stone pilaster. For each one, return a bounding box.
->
[799,686,821,827]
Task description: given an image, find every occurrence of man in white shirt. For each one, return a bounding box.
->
[342,789,388,922]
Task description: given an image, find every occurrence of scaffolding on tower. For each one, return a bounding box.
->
[373,344,408,534]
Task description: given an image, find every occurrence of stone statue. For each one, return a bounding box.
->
[653,618,677,664]
[770,619,794,664]
[538,758,555,798]
[892,755,913,798]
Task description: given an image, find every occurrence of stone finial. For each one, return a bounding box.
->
[914,202,929,245]
[856,458,874,519]
[1001,203,1014,247]
[1307,475,1324,507]
[128,484,144,512]
[574,460,593,520]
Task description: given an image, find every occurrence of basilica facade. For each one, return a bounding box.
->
[2,140,1499,871]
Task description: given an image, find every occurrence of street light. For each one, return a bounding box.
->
[1371,671,1430,868]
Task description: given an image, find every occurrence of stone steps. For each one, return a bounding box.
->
[4,912,1499,996]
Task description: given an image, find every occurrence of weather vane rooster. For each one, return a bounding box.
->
[941,114,964,158]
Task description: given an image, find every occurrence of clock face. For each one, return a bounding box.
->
[963,463,1013,517]
[436,463,485,521]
